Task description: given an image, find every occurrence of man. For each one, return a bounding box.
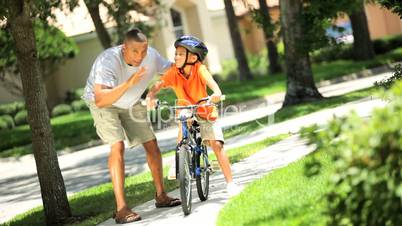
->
[82,28,180,224]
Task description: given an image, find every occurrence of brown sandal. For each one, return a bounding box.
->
[155,192,181,208]
[113,207,141,224]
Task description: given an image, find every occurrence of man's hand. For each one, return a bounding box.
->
[127,67,146,87]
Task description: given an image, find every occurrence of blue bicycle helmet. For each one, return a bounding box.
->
[174,35,208,62]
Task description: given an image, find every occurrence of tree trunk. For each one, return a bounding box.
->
[84,0,112,49]
[7,1,72,225]
[258,0,281,74]
[223,0,253,80]
[280,0,323,107]
[349,0,375,60]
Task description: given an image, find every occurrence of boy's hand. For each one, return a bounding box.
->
[145,96,157,110]
[210,94,222,103]
[127,67,146,87]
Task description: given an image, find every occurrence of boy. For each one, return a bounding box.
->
[147,35,240,195]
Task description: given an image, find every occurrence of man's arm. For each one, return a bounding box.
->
[94,67,145,108]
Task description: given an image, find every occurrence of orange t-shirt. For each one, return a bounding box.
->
[160,62,218,120]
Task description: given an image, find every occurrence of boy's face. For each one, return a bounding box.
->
[174,46,197,68]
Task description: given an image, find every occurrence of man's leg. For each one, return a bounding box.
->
[108,141,128,211]
[143,139,181,207]
[142,139,164,196]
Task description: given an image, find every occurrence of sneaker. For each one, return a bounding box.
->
[226,182,242,197]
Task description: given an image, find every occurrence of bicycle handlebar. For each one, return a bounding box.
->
[142,95,225,110]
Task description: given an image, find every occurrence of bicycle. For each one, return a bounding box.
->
[171,96,225,215]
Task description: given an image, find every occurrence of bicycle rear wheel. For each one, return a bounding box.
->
[178,144,192,215]
[196,144,210,201]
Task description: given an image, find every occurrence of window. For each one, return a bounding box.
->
[170,8,184,38]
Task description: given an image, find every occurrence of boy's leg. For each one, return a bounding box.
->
[209,140,233,183]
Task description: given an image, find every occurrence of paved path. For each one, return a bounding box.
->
[0,71,391,223]
[98,135,315,226]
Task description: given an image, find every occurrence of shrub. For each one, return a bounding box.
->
[373,38,391,55]
[14,110,28,126]
[71,99,88,112]
[312,34,402,63]
[0,101,25,117]
[51,104,73,117]
[14,101,25,112]
[0,115,15,129]
[311,43,354,63]
[0,120,7,130]
[302,81,402,226]
[65,88,84,103]
[375,63,402,89]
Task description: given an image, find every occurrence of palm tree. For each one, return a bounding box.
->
[5,0,72,224]
[258,0,281,74]
[223,0,253,80]
[349,0,375,60]
[280,0,323,106]
[84,0,112,49]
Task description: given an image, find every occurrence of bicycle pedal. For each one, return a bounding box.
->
[207,167,215,174]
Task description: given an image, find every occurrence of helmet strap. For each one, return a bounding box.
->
[179,49,197,74]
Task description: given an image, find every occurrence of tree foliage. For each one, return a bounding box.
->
[0,3,79,97]
[302,77,402,225]
[67,0,161,46]
[300,0,362,52]
[378,0,402,18]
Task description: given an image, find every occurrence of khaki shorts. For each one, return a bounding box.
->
[87,101,156,148]
[197,117,224,145]
[178,119,224,145]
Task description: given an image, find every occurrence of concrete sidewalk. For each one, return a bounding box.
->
[0,71,391,223]
[98,135,315,226]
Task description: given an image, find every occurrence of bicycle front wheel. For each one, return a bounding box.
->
[196,144,210,201]
[178,144,192,215]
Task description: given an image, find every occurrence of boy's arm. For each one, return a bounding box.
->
[146,80,165,100]
[199,65,222,103]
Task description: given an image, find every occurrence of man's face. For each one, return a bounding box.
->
[123,40,148,67]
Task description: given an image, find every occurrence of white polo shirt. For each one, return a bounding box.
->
[82,45,171,109]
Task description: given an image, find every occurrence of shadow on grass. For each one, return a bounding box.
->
[3,177,178,226]
[224,87,376,139]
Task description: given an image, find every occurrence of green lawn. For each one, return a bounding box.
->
[2,134,289,226]
[217,151,332,226]
[223,86,378,138]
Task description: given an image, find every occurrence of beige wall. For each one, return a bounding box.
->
[210,11,234,60]
[47,34,103,106]
[366,4,402,39]
[0,86,22,104]
[239,6,280,55]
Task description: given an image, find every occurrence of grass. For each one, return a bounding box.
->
[223,86,378,138]
[1,134,289,226]
[1,48,400,158]
[217,151,333,226]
